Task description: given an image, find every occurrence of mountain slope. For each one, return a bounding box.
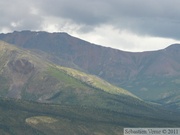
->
[1,40,180,118]
[0,41,158,116]
[0,31,180,105]
[57,66,138,99]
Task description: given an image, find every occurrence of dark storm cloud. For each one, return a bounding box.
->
[1,0,180,39]
[41,0,180,39]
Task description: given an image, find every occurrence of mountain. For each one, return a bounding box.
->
[0,40,161,117]
[0,31,179,105]
[0,41,180,116]
[0,36,180,134]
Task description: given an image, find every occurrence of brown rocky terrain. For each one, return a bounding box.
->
[0,31,180,104]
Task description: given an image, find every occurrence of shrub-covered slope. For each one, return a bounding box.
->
[1,98,180,135]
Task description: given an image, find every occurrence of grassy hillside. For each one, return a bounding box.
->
[57,66,138,98]
[0,98,180,135]
[0,41,154,116]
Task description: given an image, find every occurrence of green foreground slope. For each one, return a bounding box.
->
[0,98,180,135]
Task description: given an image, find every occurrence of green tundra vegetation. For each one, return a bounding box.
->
[0,98,180,135]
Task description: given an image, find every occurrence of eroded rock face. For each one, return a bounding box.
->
[6,59,35,99]
[8,59,34,74]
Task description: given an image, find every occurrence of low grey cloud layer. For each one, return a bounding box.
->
[0,0,180,51]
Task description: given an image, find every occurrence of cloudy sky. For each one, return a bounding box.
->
[1,0,180,52]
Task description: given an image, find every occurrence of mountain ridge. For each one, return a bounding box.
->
[3,30,180,52]
[0,31,180,106]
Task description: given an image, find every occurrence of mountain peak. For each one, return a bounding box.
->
[12,30,70,36]
[165,44,180,51]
